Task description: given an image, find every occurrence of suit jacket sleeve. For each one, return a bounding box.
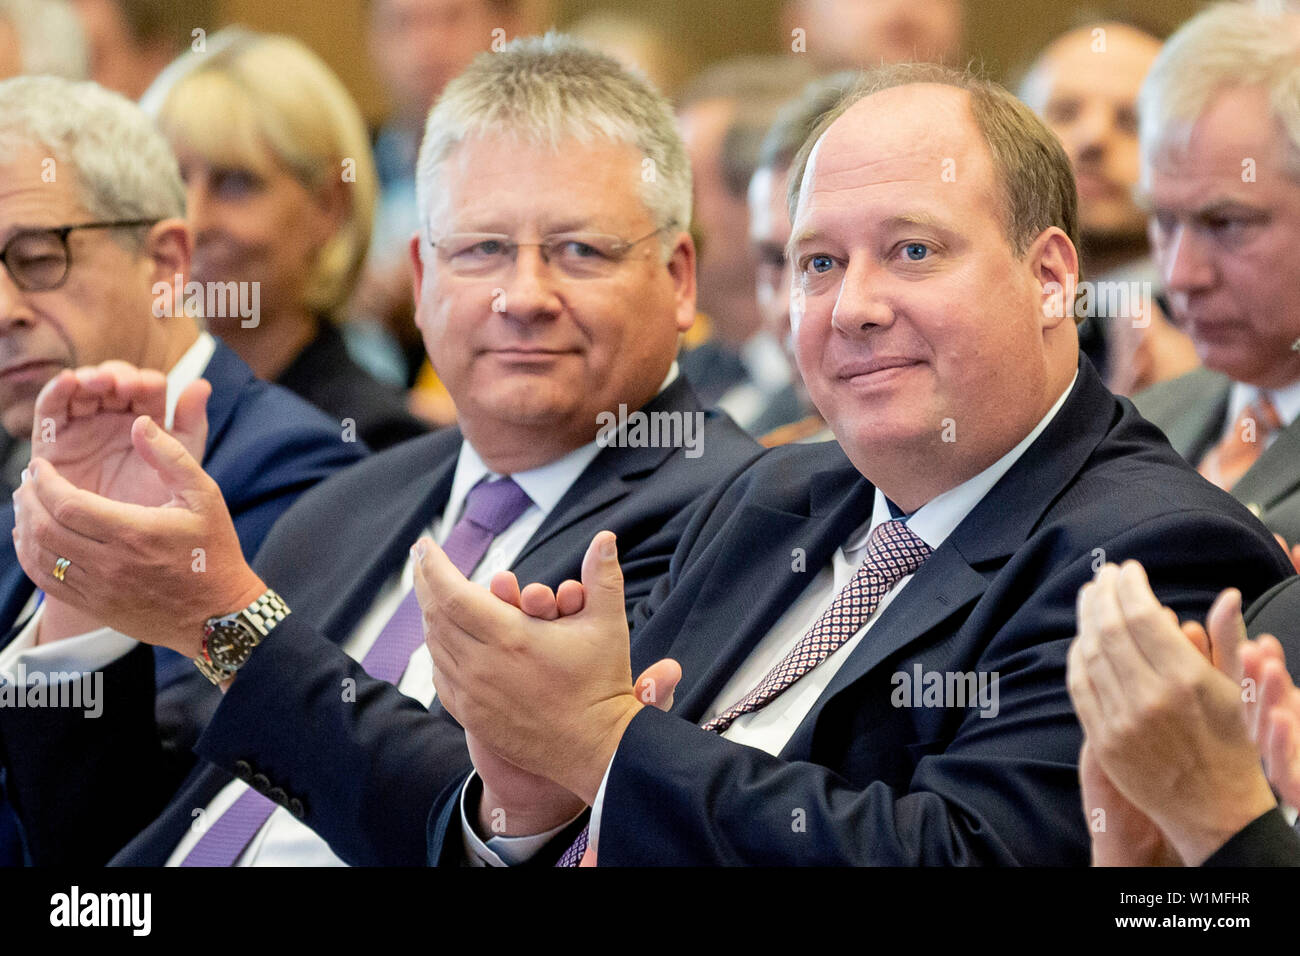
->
[195,506,700,868]
[593,508,1289,866]
[1202,807,1300,866]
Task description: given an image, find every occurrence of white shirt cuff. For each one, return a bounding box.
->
[586,753,617,862]
[457,770,583,867]
[0,602,137,680]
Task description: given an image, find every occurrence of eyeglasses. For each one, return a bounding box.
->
[428,225,674,279]
[0,220,159,292]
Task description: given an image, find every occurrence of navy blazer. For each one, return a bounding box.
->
[108,376,760,866]
[0,340,366,865]
[427,357,1294,866]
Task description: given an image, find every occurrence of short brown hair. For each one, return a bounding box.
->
[788,62,1080,270]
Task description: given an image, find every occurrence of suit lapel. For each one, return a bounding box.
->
[1230,417,1300,514]
[515,377,698,566]
[1178,375,1231,465]
[198,341,252,461]
[671,456,877,719]
[788,359,1117,738]
[313,437,460,642]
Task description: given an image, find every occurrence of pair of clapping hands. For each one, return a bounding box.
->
[1069,561,1300,866]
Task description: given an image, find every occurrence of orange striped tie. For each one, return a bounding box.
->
[1198,394,1282,491]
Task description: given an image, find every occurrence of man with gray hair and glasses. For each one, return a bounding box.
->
[7,35,757,866]
[1133,2,1300,558]
[0,76,366,865]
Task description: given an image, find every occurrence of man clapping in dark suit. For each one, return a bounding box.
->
[7,37,758,866]
[414,62,1292,866]
[0,76,365,865]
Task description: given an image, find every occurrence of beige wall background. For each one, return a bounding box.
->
[216,0,1210,122]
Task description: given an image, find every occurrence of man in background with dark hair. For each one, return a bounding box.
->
[72,0,218,99]
[675,55,815,432]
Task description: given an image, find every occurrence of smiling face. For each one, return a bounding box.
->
[174,140,337,334]
[0,152,177,436]
[1146,85,1300,390]
[789,84,1077,506]
[411,133,695,470]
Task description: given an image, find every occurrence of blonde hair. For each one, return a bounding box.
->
[143,29,376,318]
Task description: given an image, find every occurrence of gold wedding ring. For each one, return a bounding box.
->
[52,556,70,582]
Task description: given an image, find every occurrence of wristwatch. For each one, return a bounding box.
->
[194,589,291,685]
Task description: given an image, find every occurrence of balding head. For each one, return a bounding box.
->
[787,73,1080,509]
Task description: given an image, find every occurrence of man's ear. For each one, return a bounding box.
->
[144,218,192,289]
[1029,227,1080,330]
[665,230,697,335]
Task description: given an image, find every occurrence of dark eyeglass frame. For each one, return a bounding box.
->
[0,219,160,292]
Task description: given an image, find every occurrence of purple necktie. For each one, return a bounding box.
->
[181,477,533,867]
[557,519,932,866]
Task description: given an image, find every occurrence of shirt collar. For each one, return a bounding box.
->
[1227,380,1300,432]
[448,360,680,523]
[846,370,1079,556]
[164,331,216,430]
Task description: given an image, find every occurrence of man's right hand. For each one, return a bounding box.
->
[465,567,680,842]
[13,409,265,657]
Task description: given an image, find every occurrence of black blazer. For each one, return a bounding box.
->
[272,320,428,451]
[428,357,1293,865]
[0,341,367,865]
[108,377,760,866]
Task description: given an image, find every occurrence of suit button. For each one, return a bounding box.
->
[287,797,305,820]
[250,773,271,794]
[233,761,252,782]
[267,787,288,806]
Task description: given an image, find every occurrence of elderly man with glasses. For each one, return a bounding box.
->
[6,36,758,867]
[0,76,369,866]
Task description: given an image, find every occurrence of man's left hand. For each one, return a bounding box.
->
[415,529,642,804]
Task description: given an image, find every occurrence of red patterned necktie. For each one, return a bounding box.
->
[1198,393,1282,491]
[557,518,933,866]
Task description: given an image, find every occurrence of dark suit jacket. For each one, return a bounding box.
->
[1203,808,1300,866]
[429,357,1292,866]
[108,377,760,866]
[273,319,428,451]
[0,340,367,865]
[1134,368,1300,542]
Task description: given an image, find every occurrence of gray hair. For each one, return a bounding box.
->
[415,32,691,258]
[1139,2,1300,184]
[0,75,185,232]
[0,0,88,79]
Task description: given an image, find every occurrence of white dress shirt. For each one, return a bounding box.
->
[461,371,1079,865]
[0,332,216,678]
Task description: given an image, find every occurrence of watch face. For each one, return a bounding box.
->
[207,620,256,671]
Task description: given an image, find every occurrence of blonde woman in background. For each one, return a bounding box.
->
[141,28,427,449]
